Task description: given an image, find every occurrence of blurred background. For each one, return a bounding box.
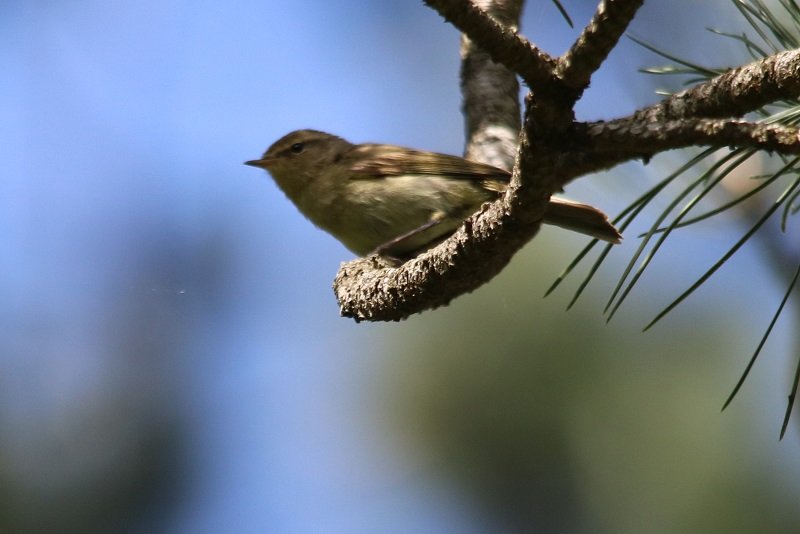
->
[3,0,800,532]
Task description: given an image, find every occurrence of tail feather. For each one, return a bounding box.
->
[543,197,622,244]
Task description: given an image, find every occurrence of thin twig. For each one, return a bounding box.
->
[585,117,800,154]
[424,0,558,89]
[557,0,645,97]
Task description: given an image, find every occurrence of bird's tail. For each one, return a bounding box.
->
[543,197,622,244]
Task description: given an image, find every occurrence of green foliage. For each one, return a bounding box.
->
[550,0,574,28]
[549,0,800,437]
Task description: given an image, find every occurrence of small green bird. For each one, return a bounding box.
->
[246,129,621,257]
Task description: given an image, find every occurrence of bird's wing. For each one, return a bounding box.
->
[346,144,510,183]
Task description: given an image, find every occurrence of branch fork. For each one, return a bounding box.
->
[334,0,800,321]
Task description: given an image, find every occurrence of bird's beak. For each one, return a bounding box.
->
[244,157,274,169]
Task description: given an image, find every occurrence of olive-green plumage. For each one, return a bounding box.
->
[246,129,621,257]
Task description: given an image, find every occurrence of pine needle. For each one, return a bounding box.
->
[644,174,800,331]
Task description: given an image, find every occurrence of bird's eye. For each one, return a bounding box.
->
[289,142,304,154]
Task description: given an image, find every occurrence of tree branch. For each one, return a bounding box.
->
[557,0,645,97]
[642,48,800,121]
[584,117,800,155]
[424,0,557,89]
[460,0,523,170]
[334,197,541,321]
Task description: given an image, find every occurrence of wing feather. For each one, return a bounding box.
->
[347,144,510,182]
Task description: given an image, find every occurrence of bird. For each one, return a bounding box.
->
[246,129,621,258]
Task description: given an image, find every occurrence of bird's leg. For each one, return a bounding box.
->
[371,212,447,258]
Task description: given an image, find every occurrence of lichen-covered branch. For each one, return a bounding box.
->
[334,196,543,321]
[460,0,523,170]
